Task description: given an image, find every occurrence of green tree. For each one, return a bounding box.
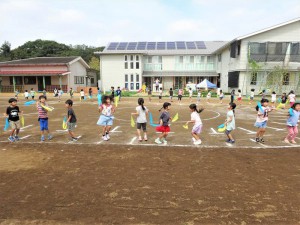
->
[0,41,11,57]
[88,56,100,71]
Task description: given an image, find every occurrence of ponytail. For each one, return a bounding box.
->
[189,104,204,114]
[138,98,145,111]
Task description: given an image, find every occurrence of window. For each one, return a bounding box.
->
[24,76,36,85]
[74,76,84,84]
[125,62,128,69]
[207,56,214,63]
[136,74,139,82]
[218,54,222,62]
[190,56,194,63]
[125,55,128,61]
[44,76,51,85]
[130,62,134,69]
[201,56,205,62]
[91,78,95,84]
[148,56,152,63]
[130,74,134,82]
[136,55,139,61]
[136,83,140,90]
[9,76,23,85]
[237,44,241,55]
[130,55,134,61]
[125,74,128,89]
[136,62,140,69]
[250,72,257,85]
[130,83,134,90]
[179,56,184,63]
[186,77,194,83]
[282,73,290,85]
[158,56,162,63]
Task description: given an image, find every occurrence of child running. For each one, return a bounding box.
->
[58,88,63,102]
[131,98,149,142]
[188,88,193,102]
[178,89,183,104]
[36,95,53,141]
[6,98,22,142]
[65,99,78,141]
[97,95,115,141]
[197,89,201,104]
[237,89,242,105]
[254,99,274,143]
[185,104,204,145]
[169,88,174,102]
[288,90,296,108]
[206,90,211,103]
[80,89,85,101]
[230,89,235,104]
[159,87,163,103]
[284,102,300,144]
[219,90,224,104]
[69,88,74,99]
[155,102,172,144]
[15,90,19,100]
[88,88,93,99]
[30,88,36,100]
[116,87,122,101]
[279,93,288,109]
[271,91,277,108]
[249,89,255,105]
[225,103,236,143]
[24,90,29,100]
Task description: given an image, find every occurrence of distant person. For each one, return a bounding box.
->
[197,89,201,104]
[219,90,224,104]
[206,90,212,103]
[36,95,53,141]
[88,88,93,99]
[249,89,255,105]
[184,104,204,145]
[116,87,122,101]
[131,98,149,142]
[24,90,29,100]
[65,99,78,142]
[155,78,160,92]
[6,98,22,142]
[284,102,300,144]
[178,89,183,104]
[30,88,36,100]
[230,89,235,104]
[54,88,58,97]
[14,89,19,100]
[42,89,47,97]
[69,88,74,99]
[111,86,115,100]
[97,95,115,141]
[224,103,236,144]
[159,87,163,103]
[237,89,242,105]
[288,90,296,108]
[169,88,173,102]
[80,89,85,101]
[58,88,63,102]
[271,91,277,108]
[188,88,193,102]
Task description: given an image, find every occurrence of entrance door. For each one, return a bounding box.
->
[37,77,43,91]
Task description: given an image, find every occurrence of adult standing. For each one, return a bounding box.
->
[155,78,160,92]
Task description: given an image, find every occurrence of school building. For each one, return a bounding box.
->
[97,18,300,94]
[0,56,95,93]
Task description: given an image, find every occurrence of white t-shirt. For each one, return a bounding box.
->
[238,93,242,98]
[271,94,276,101]
[191,111,202,126]
[207,92,211,98]
[80,91,85,97]
[220,93,224,98]
[256,106,271,123]
[136,105,148,123]
[289,94,296,103]
[24,92,29,97]
[58,90,63,96]
[159,90,162,96]
[227,110,235,130]
[197,92,201,97]
[250,91,254,97]
[189,90,193,96]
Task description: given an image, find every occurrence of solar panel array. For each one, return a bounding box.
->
[106,41,206,51]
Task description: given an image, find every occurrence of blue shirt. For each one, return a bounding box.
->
[287,110,300,126]
[226,110,235,131]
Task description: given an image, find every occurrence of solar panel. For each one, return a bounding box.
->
[157,42,166,50]
[176,41,186,50]
[137,42,146,50]
[167,42,176,50]
[107,42,118,50]
[195,41,206,49]
[127,42,137,50]
[186,42,196,49]
[117,42,128,50]
[147,42,156,50]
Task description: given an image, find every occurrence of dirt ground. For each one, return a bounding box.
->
[0,94,300,224]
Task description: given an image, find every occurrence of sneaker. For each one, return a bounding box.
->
[226,139,231,143]
[41,136,45,142]
[260,138,265,143]
[138,136,143,142]
[48,135,53,140]
[229,140,235,144]
[192,137,196,143]
[106,133,110,140]
[102,135,108,141]
[72,137,78,142]
[14,136,20,141]
[144,135,148,141]
[291,140,297,144]
[162,139,167,144]
[194,139,202,145]
[8,136,15,142]
[284,138,290,144]
[155,138,162,144]
[255,137,260,142]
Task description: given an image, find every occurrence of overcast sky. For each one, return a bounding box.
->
[1,0,299,49]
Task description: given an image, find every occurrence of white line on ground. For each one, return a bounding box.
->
[225,142,233,147]
[249,138,269,147]
[267,126,284,131]
[21,125,33,130]
[20,135,31,140]
[56,130,68,132]
[129,137,137,144]
[111,126,122,133]
[238,127,256,134]
[271,121,287,125]
[156,132,175,134]
[210,128,218,134]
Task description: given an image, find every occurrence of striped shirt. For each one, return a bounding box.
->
[37,103,48,119]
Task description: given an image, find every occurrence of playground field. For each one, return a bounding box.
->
[0,94,300,224]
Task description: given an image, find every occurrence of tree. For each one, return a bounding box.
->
[0,41,11,57]
[88,56,100,71]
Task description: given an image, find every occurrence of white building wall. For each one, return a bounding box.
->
[69,61,88,90]
[162,55,174,71]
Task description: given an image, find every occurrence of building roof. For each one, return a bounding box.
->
[97,41,228,55]
[0,56,90,68]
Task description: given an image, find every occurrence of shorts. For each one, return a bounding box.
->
[238,97,242,101]
[178,95,182,100]
[219,97,224,100]
[159,96,162,99]
[250,97,254,100]
[271,99,276,103]
[39,118,49,131]
[254,121,267,128]
[97,115,114,126]
[170,96,173,100]
[192,124,203,134]
[137,122,147,131]
[225,130,232,135]
[81,96,84,100]
[67,122,76,131]
[156,125,170,133]
[10,120,21,129]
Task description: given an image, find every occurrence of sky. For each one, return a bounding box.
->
[1,0,300,49]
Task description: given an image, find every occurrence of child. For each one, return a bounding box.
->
[230,89,235,104]
[185,104,204,145]
[279,93,288,109]
[42,89,47,97]
[178,89,183,104]
[116,87,122,101]
[30,88,36,100]
[219,90,224,104]
[24,90,29,100]
[197,89,201,104]
[80,89,85,101]
[88,88,93,99]
[169,88,174,102]
[260,90,266,100]
[159,87,163,103]
[148,87,152,102]
[249,89,255,105]
[54,88,58,97]
[131,98,148,141]
[36,95,53,141]
[237,89,242,105]
[206,90,211,103]
[155,102,171,144]
[58,88,63,102]
[284,102,300,144]
[288,90,296,108]
[111,86,115,100]
[254,99,274,143]
[188,88,193,102]
[225,103,236,143]
[6,98,22,142]
[65,99,78,141]
[97,95,115,141]
[15,89,19,100]
[97,87,101,95]
[69,88,74,99]
[271,91,277,108]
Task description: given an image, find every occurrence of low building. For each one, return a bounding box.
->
[0,56,90,93]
